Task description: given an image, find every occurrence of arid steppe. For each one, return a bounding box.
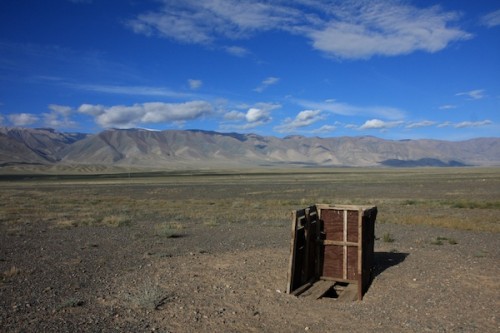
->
[1,168,499,332]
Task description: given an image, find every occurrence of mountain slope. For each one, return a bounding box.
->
[0,127,88,166]
[1,127,500,168]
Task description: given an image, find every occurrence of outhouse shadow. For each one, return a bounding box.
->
[373,251,409,277]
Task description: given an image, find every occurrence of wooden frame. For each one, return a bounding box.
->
[287,204,377,301]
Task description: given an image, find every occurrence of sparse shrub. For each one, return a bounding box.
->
[56,219,79,229]
[382,232,395,243]
[57,298,84,311]
[102,214,131,227]
[402,199,417,205]
[432,236,448,245]
[204,218,219,227]
[451,201,467,209]
[122,279,170,310]
[2,266,21,282]
[155,222,184,238]
[431,238,444,245]
[474,250,488,258]
[431,236,457,245]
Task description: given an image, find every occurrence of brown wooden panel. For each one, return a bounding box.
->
[322,209,343,241]
[347,210,359,243]
[288,206,322,294]
[322,245,343,279]
[298,280,336,299]
[347,246,358,280]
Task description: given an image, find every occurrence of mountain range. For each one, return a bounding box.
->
[1,127,499,169]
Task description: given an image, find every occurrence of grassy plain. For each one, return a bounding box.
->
[1,167,499,233]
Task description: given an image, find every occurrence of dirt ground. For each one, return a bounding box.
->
[1,214,499,332]
[1,169,499,332]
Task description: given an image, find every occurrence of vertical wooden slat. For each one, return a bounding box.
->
[343,209,347,280]
[357,207,363,301]
[303,208,312,282]
[286,210,298,294]
[311,206,321,278]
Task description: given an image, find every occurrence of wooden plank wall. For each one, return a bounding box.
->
[286,205,320,294]
[361,207,378,296]
[318,205,377,300]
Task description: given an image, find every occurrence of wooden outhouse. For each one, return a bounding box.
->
[287,204,377,301]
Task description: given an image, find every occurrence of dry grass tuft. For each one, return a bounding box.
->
[102,214,132,227]
[121,278,170,310]
[382,232,395,243]
[2,266,21,282]
[155,221,185,238]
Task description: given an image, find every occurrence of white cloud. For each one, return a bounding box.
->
[221,102,279,130]
[292,110,324,127]
[360,119,403,130]
[275,110,325,133]
[224,45,250,57]
[43,113,76,128]
[246,108,270,123]
[481,9,500,28]
[223,110,246,121]
[454,120,492,128]
[405,120,436,129]
[306,2,471,59]
[128,0,298,44]
[439,104,457,110]
[128,1,471,60]
[73,84,192,98]
[456,89,486,100]
[43,104,76,128]
[188,79,202,90]
[48,104,72,116]
[437,121,452,128]
[78,101,213,128]
[313,125,336,134]
[437,120,492,128]
[295,99,405,120]
[254,76,280,92]
[78,104,106,116]
[8,113,39,126]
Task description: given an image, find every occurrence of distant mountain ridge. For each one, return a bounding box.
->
[1,127,499,168]
[0,127,88,166]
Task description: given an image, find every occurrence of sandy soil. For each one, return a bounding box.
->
[1,216,499,332]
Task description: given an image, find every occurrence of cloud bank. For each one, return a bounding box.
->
[78,101,213,128]
[128,0,471,60]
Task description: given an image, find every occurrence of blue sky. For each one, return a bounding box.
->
[0,0,499,140]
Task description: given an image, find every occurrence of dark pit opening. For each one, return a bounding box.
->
[321,282,349,299]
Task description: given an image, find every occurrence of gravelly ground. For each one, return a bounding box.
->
[1,219,498,332]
